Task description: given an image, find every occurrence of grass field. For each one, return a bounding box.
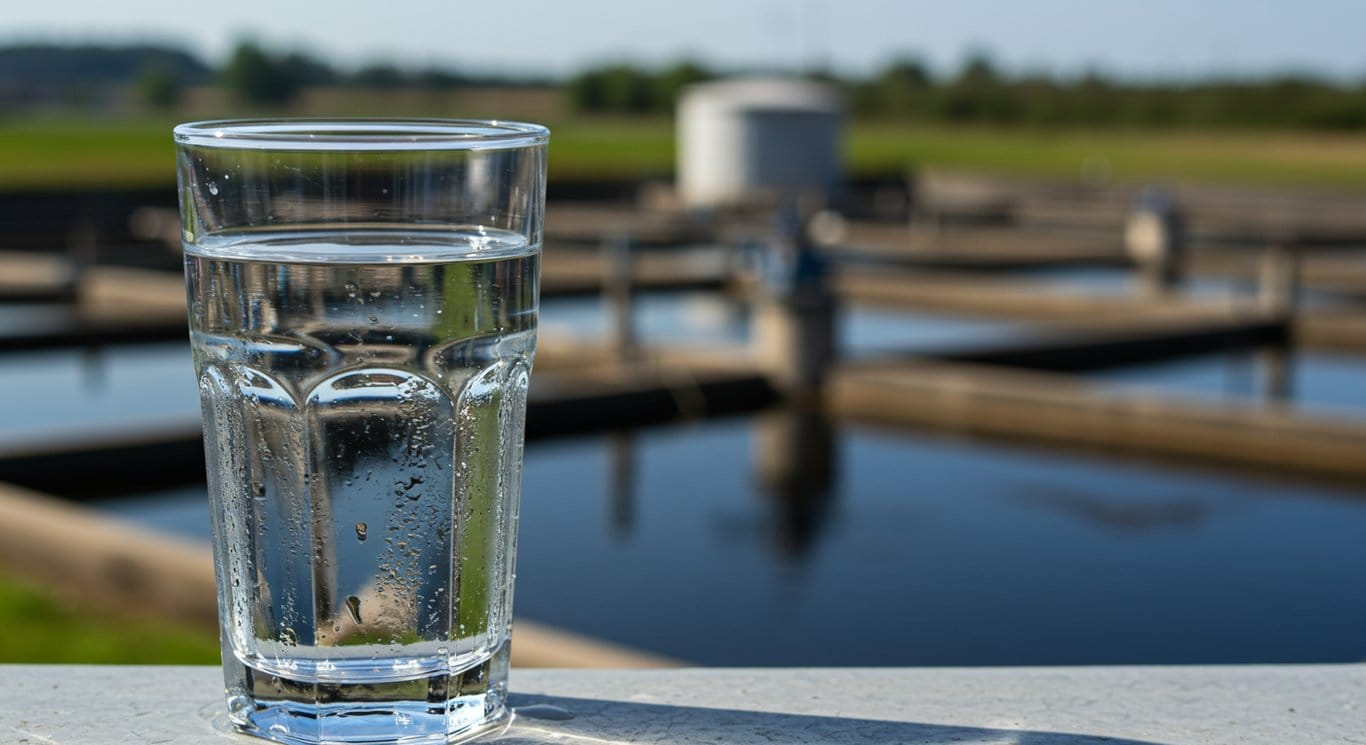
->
[0,571,219,664]
[3,116,1366,191]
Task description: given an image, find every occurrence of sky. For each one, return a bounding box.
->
[5,0,1365,80]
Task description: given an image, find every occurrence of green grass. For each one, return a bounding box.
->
[0,119,178,189]
[0,571,220,664]
[549,119,1366,188]
[543,118,676,178]
[3,115,1366,191]
[847,124,1366,189]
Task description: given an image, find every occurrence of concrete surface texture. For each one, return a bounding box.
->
[1,664,1361,744]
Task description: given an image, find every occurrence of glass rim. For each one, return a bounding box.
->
[173,117,549,151]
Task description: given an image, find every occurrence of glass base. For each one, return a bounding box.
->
[224,642,510,745]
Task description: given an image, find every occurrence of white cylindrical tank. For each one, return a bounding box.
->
[677,78,843,208]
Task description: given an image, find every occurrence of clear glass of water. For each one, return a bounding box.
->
[174,119,547,744]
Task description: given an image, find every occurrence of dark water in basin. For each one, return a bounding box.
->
[100,411,1366,666]
[0,344,197,445]
[7,294,1366,665]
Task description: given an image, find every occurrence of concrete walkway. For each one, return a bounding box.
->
[2,664,1361,743]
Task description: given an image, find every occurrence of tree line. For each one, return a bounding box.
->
[215,42,550,105]
[4,42,1366,129]
[0,44,209,106]
[568,54,1366,130]
[845,55,1366,129]
[0,42,544,108]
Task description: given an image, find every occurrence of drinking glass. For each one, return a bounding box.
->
[175,119,547,744]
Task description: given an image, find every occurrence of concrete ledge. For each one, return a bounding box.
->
[830,359,1366,482]
[539,246,734,296]
[837,268,1249,322]
[2,664,1360,743]
[1300,311,1366,353]
[0,251,77,302]
[0,483,680,669]
[838,222,1129,269]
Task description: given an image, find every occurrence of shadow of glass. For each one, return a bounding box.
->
[484,693,1168,745]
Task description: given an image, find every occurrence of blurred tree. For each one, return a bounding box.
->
[281,52,337,86]
[569,64,653,113]
[0,43,210,104]
[1066,71,1118,125]
[871,56,933,115]
[1011,73,1062,126]
[136,65,181,109]
[599,65,653,113]
[416,67,466,90]
[220,41,298,105]
[882,57,932,88]
[654,59,713,110]
[570,61,712,113]
[942,51,1021,123]
[955,52,1001,87]
[567,68,607,111]
[349,63,406,88]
